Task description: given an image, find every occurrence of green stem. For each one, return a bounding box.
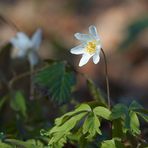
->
[101,48,111,109]
[30,64,34,100]
[8,64,49,90]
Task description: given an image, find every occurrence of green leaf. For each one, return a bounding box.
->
[129,101,143,110]
[10,91,27,117]
[130,111,141,135]
[49,112,87,146]
[112,119,124,138]
[82,113,101,139]
[44,104,92,146]
[0,141,12,148]
[4,139,47,148]
[93,106,111,120]
[87,79,107,106]
[111,104,128,120]
[100,138,124,148]
[4,139,34,148]
[134,108,148,122]
[0,132,5,140]
[55,104,91,126]
[0,96,7,111]
[50,112,87,135]
[34,62,76,104]
[26,139,45,148]
[111,103,141,136]
[137,112,148,122]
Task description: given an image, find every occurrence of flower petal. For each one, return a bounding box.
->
[10,38,26,57]
[74,33,92,42]
[89,25,100,40]
[10,32,31,50]
[96,44,101,53]
[31,28,42,50]
[28,51,39,66]
[79,53,92,67]
[93,53,100,64]
[70,44,85,55]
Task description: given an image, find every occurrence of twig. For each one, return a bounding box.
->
[101,48,111,109]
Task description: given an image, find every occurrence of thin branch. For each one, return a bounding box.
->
[30,64,34,100]
[8,64,49,90]
[101,48,111,109]
[0,14,20,32]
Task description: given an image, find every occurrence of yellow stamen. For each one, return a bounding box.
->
[86,41,96,54]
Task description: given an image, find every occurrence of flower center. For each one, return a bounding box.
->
[86,41,97,54]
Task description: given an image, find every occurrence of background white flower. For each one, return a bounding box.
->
[70,25,101,67]
[10,28,42,66]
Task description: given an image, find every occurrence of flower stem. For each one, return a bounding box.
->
[8,64,49,89]
[101,48,111,109]
[30,64,34,100]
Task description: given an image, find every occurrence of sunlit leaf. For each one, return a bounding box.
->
[100,138,124,148]
[55,104,91,126]
[49,112,87,146]
[137,112,148,122]
[82,113,101,139]
[130,111,141,135]
[129,101,148,126]
[4,139,34,148]
[93,106,111,120]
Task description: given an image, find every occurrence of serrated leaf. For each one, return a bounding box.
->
[93,106,111,120]
[82,113,101,139]
[55,104,91,126]
[130,111,141,135]
[4,139,34,148]
[100,138,124,148]
[34,62,76,104]
[137,112,148,122]
[129,101,143,110]
[111,104,138,136]
[111,104,128,120]
[26,139,45,148]
[45,104,91,147]
[49,112,87,146]
[87,79,107,106]
[10,91,27,117]
[50,112,87,135]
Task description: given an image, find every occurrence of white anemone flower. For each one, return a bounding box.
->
[70,25,101,67]
[10,29,42,66]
